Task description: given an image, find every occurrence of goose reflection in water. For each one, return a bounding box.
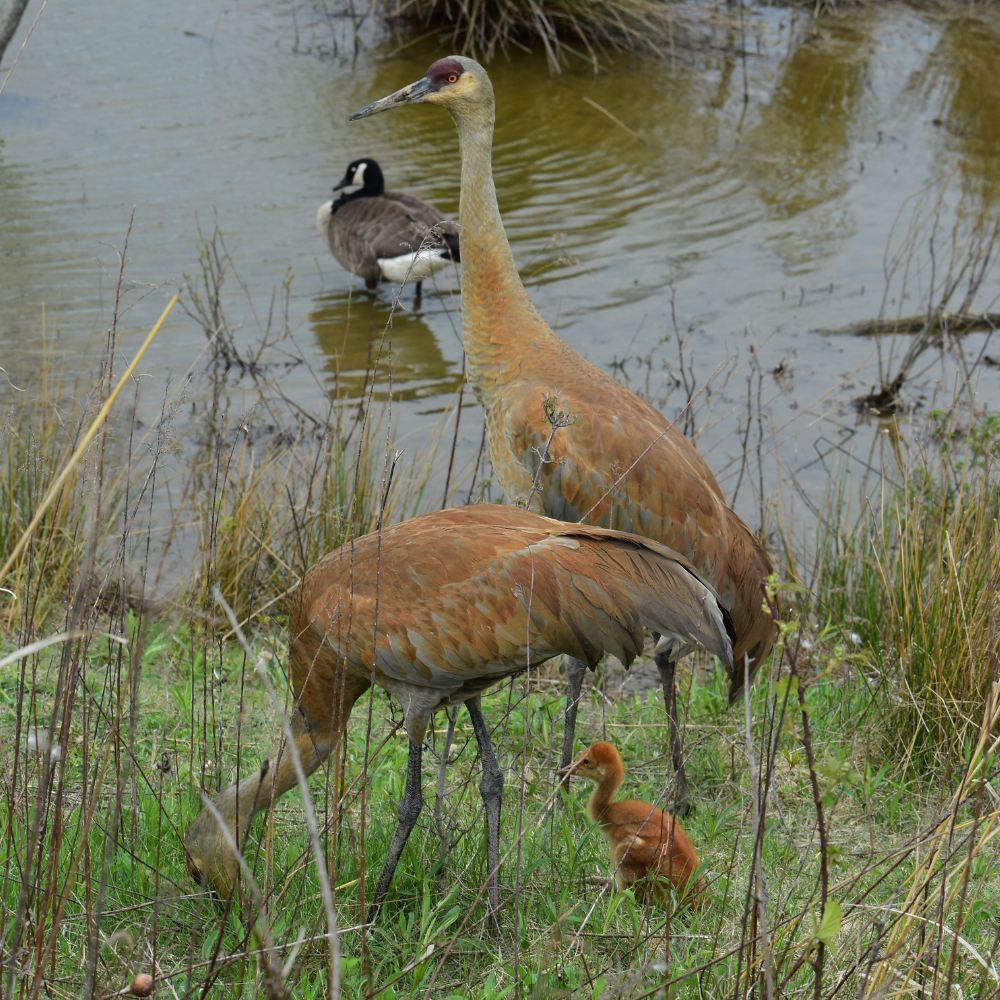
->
[309,291,463,403]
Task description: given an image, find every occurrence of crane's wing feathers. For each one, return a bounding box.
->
[294,506,736,743]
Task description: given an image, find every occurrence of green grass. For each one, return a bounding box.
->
[793,427,1000,769]
[3,612,997,999]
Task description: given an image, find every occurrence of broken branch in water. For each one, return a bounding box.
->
[818,311,1000,338]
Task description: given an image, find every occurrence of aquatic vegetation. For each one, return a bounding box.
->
[384,0,719,73]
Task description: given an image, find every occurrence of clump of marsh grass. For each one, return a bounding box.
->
[788,415,1000,770]
[1,349,97,627]
[385,0,720,73]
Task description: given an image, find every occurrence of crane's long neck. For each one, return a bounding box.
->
[453,107,557,406]
[587,769,623,824]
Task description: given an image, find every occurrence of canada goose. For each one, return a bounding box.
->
[316,157,460,295]
[183,505,733,917]
[350,58,775,809]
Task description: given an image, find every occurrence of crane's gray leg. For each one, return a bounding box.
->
[466,695,503,916]
[559,657,588,788]
[653,647,691,815]
[369,739,423,920]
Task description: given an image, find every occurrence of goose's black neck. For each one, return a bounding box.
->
[331,158,384,214]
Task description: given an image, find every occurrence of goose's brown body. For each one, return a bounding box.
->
[183,505,734,904]
[561,742,705,905]
[318,188,459,288]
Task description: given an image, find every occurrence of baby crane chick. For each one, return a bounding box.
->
[559,742,705,907]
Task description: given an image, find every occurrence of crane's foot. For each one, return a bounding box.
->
[559,657,588,791]
[672,778,693,818]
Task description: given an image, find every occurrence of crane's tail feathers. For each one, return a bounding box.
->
[536,526,737,674]
[642,579,734,674]
[614,538,735,672]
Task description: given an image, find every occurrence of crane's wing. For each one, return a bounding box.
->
[292,506,735,744]
[490,371,774,688]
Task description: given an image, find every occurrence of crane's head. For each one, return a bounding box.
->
[557,741,623,783]
[349,56,493,123]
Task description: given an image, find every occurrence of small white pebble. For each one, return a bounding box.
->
[800,640,814,650]
[849,632,862,646]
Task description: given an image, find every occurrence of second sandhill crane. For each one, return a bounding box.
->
[317,157,460,296]
[184,505,733,918]
[350,58,776,806]
[559,741,705,906]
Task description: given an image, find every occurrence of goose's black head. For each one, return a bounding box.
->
[332,158,385,203]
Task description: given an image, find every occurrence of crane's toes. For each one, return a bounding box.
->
[183,800,240,901]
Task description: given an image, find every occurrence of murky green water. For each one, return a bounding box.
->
[2,0,999,530]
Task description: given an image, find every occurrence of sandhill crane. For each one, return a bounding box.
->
[317,157,460,297]
[559,741,705,906]
[350,57,776,806]
[184,505,733,918]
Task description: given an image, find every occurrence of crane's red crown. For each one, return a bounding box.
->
[427,58,464,89]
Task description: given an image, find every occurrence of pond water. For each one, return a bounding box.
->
[2,0,999,542]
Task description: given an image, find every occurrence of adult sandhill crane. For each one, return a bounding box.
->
[559,741,705,906]
[184,505,734,917]
[317,157,460,297]
[350,57,776,805]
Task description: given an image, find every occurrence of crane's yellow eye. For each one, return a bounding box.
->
[447,73,459,83]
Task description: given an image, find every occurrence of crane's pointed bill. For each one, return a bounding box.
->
[349,77,432,121]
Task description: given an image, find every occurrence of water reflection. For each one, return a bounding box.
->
[309,291,463,402]
[744,18,871,219]
[919,13,1000,193]
[0,147,53,357]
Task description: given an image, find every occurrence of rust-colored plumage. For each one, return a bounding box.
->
[560,741,705,906]
[184,506,733,914]
[350,58,777,802]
